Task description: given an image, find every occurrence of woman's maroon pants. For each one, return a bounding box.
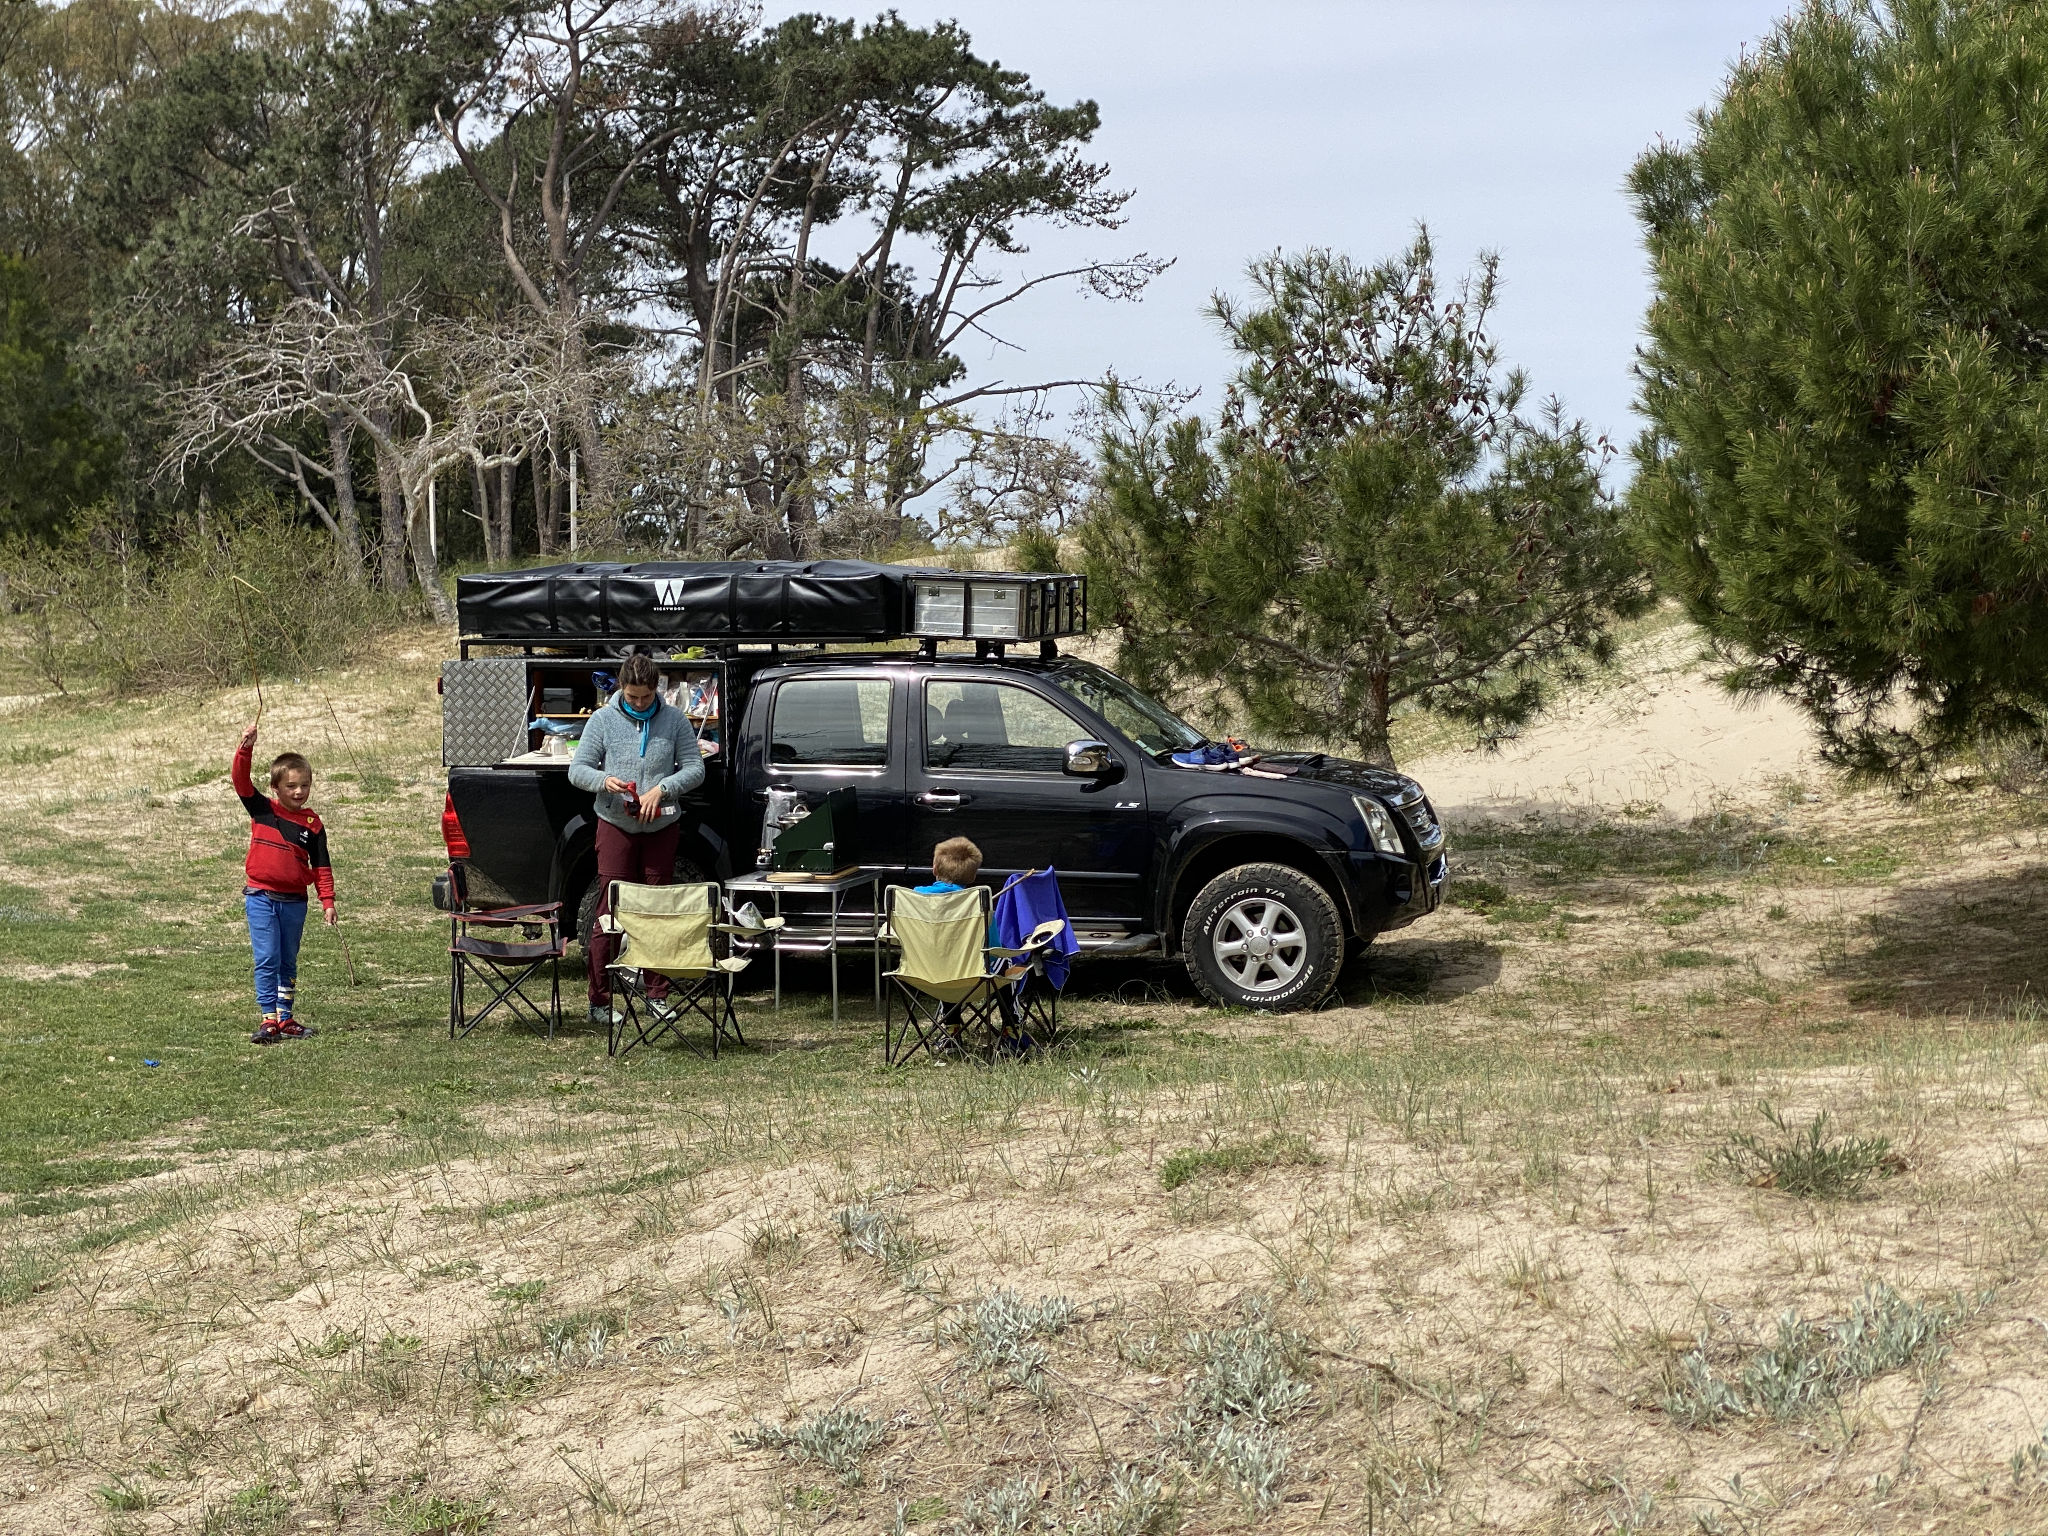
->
[588,818,682,1005]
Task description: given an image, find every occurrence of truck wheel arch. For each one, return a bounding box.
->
[1163,830,1350,955]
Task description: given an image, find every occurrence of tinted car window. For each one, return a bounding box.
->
[925,680,1078,773]
[771,678,891,766]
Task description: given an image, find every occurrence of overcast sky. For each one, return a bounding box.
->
[760,0,1791,455]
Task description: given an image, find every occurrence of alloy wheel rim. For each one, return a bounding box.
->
[1212,896,1307,993]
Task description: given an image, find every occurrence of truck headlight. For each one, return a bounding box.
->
[1353,795,1406,856]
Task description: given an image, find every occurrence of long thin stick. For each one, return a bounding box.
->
[229,573,265,724]
[334,916,361,987]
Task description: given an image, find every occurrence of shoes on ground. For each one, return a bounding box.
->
[251,1019,285,1045]
[275,1019,317,1039]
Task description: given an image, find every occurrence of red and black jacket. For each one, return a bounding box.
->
[233,741,335,908]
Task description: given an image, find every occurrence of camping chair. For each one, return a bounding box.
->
[600,881,760,1058]
[447,861,565,1040]
[993,869,1078,1054]
[881,885,1064,1066]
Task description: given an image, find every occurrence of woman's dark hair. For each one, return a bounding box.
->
[619,653,661,690]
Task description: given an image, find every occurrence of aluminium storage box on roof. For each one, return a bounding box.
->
[456,560,1086,644]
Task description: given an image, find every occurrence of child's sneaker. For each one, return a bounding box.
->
[275,1020,317,1039]
[251,1019,285,1045]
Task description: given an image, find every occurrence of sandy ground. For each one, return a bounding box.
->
[1408,627,1825,819]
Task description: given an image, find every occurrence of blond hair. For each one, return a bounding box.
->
[931,837,982,886]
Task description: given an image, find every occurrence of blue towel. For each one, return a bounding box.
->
[994,868,1078,990]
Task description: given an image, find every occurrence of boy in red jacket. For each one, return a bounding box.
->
[234,722,337,1044]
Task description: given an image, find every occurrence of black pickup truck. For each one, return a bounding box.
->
[437,561,1447,1011]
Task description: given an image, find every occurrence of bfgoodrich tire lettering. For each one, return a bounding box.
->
[1183,862,1343,1011]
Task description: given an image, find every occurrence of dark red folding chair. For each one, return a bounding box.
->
[447,862,565,1040]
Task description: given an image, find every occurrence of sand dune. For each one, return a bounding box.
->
[1409,625,1827,818]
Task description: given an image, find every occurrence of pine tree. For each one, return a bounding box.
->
[1633,0,2048,774]
[1080,236,1645,769]
[0,254,114,541]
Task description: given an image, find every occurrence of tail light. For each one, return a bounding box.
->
[441,792,471,860]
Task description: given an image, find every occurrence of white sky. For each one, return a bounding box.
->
[760,0,1790,456]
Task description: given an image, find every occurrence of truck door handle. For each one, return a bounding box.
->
[916,790,969,808]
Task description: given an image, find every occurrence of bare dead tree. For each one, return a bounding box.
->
[430,0,709,498]
[163,301,599,622]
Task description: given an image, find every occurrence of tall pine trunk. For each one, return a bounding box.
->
[1360,669,1395,770]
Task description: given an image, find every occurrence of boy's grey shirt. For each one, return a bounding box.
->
[568,696,705,833]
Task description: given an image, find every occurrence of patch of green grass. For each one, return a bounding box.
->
[1768,840,1908,879]
[201,1482,291,1536]
[1710,1103,1904,1198]
[96,1478,161,1511]
[1660,950,1725,970]
[491,1279,547,1304]
[1446,876,1556,923]
[381,1493,495,1534]
[1448,877,1507,912]
[1160,1133,1322,1191]
[3,742,73,766]
[1655,891,1735,927]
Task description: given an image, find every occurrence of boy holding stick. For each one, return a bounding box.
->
[234,722,337,1044]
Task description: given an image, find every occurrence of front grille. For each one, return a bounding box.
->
[1390,787,1445,850]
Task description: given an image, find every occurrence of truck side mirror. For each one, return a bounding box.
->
[1064,739,1117,777]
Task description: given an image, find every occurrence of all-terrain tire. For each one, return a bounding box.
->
[576,854,708,956]
[1182,862,1344,1012]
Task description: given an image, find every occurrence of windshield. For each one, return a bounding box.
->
[1048,661,1206,756]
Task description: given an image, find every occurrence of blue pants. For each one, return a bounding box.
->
[246,889,308,1019]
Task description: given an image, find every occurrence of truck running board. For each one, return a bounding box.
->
[1079,931,1163,958]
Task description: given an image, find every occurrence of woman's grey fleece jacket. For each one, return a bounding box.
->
[568,696,705,833]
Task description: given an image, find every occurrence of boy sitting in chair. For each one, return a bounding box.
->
[914,837,1032,1056]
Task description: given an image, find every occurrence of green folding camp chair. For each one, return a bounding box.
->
[601,881,760,1058]
[881,885,1063,1066]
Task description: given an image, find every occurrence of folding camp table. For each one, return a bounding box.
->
[723,868,883,1023]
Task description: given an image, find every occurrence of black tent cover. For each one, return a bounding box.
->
[459,559,967,642]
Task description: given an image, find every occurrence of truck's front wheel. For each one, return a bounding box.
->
[1183,863,1344,1012]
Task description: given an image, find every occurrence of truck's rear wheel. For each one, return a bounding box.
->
[1183,862,1343,1012]
[576,853,709,956]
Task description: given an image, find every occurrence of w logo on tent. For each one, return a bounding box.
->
[652,577,686,609]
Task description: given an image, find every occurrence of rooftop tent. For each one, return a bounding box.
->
[456,560,1088,645]
[455,561,907,641]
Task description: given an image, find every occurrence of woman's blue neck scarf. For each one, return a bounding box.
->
[619,693,658,756]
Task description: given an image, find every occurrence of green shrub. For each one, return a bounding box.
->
[3,504,407,695]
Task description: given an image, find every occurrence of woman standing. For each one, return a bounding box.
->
[567,653,705,1026]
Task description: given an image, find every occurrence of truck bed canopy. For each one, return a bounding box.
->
[456,560,1085,645]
